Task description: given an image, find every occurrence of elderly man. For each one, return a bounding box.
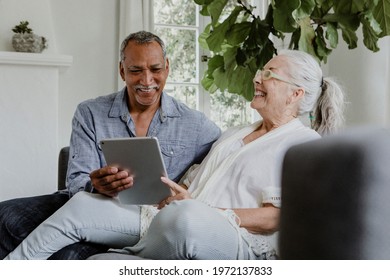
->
[0,31,220,260]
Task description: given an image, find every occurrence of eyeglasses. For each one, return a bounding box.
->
[255,69,300,87]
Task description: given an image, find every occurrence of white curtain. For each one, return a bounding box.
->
[117,0,154,89]
[119,0,154,42]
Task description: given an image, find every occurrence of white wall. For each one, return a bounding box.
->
[0,0,57,52]
[328,33,390,128]
[50,0,120,148]
[0,0,120,200]
[0,53,71,200]
[0,0,120,147]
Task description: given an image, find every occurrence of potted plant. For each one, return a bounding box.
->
[12,21,48,53]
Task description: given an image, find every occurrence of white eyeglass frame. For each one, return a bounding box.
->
[256,69,300,87]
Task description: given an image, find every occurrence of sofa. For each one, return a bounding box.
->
[57,126,390,259]
[279,126,390,259]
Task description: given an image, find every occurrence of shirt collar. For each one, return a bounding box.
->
[109,87,181,122]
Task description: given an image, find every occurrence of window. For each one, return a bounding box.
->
[153,0,253,130]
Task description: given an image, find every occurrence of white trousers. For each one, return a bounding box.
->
[5,192,257,260]
[5,192,141,260]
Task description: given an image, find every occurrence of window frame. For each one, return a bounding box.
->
[151,0,262,129]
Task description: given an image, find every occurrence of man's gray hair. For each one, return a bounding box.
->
[120,31,166,62]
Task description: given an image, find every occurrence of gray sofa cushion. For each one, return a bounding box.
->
[279,127,390,259]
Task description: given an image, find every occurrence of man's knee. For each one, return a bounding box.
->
[65,192,105,213]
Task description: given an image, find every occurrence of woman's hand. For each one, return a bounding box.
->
[158,177,191,209]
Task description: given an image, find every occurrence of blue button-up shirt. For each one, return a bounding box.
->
[66,88,221,196]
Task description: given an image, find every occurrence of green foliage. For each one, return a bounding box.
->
[12,21,33,34]
[195,0,390,100]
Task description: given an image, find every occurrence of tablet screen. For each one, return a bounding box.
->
[100,137,171,204]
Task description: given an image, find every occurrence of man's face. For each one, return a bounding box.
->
[120,41,169,107]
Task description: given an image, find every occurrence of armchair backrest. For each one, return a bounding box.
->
[58,146,70,191]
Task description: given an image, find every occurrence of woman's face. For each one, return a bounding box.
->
[251,55,296,120]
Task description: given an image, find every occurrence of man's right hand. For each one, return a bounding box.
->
[89,166,133,197]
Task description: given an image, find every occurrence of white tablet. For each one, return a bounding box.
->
[100,137,171,204]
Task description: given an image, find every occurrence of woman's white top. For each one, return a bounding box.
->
[141,119,320,257]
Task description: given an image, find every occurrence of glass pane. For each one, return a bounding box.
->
[164,84,197,109]
[154,0,196,26]
[210,91,252,131]
[155,27,197,83]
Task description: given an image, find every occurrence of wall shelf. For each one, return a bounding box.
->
[0,51,72,71]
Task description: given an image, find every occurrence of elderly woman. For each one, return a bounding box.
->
[5,50,345,260]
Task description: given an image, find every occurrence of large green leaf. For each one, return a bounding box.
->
[194,0,214,16]
[288,29,301,49]
[235,47,247,66]
[227,65,254,100]
[321,11,361,32]
[205,6,243,52]
[198,23,212,50]
[273,0,300,32]
[360,12,381,51]
[336,14,361,31]
[293,0,316,20]
[373,0,390,37]
[333,0,367,14]
[298,17,317,58]
[311,0,333,16]
[339,26,358,49]
[213,67,229,91]
[201,75,215,92]
[225,47,240,88]
[226,22,252,45]
[257,40,277,69]
[223,46,238,70]
[207,0,228,26]
[314,26,332,62]
[204,55,224,77]
[325,22,338,48]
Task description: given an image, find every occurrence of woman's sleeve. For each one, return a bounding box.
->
[262,187,282,208]
[178,164,201,188]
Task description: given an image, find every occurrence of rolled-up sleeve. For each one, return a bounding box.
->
[66,104,103,196]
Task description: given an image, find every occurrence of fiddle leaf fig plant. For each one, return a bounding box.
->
[195,0,390,101]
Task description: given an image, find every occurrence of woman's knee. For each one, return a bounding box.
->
[153,200,217,237]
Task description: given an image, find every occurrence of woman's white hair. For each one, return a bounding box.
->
[278,49,345,135]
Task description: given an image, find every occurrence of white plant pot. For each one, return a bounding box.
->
[12,33,47,53]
